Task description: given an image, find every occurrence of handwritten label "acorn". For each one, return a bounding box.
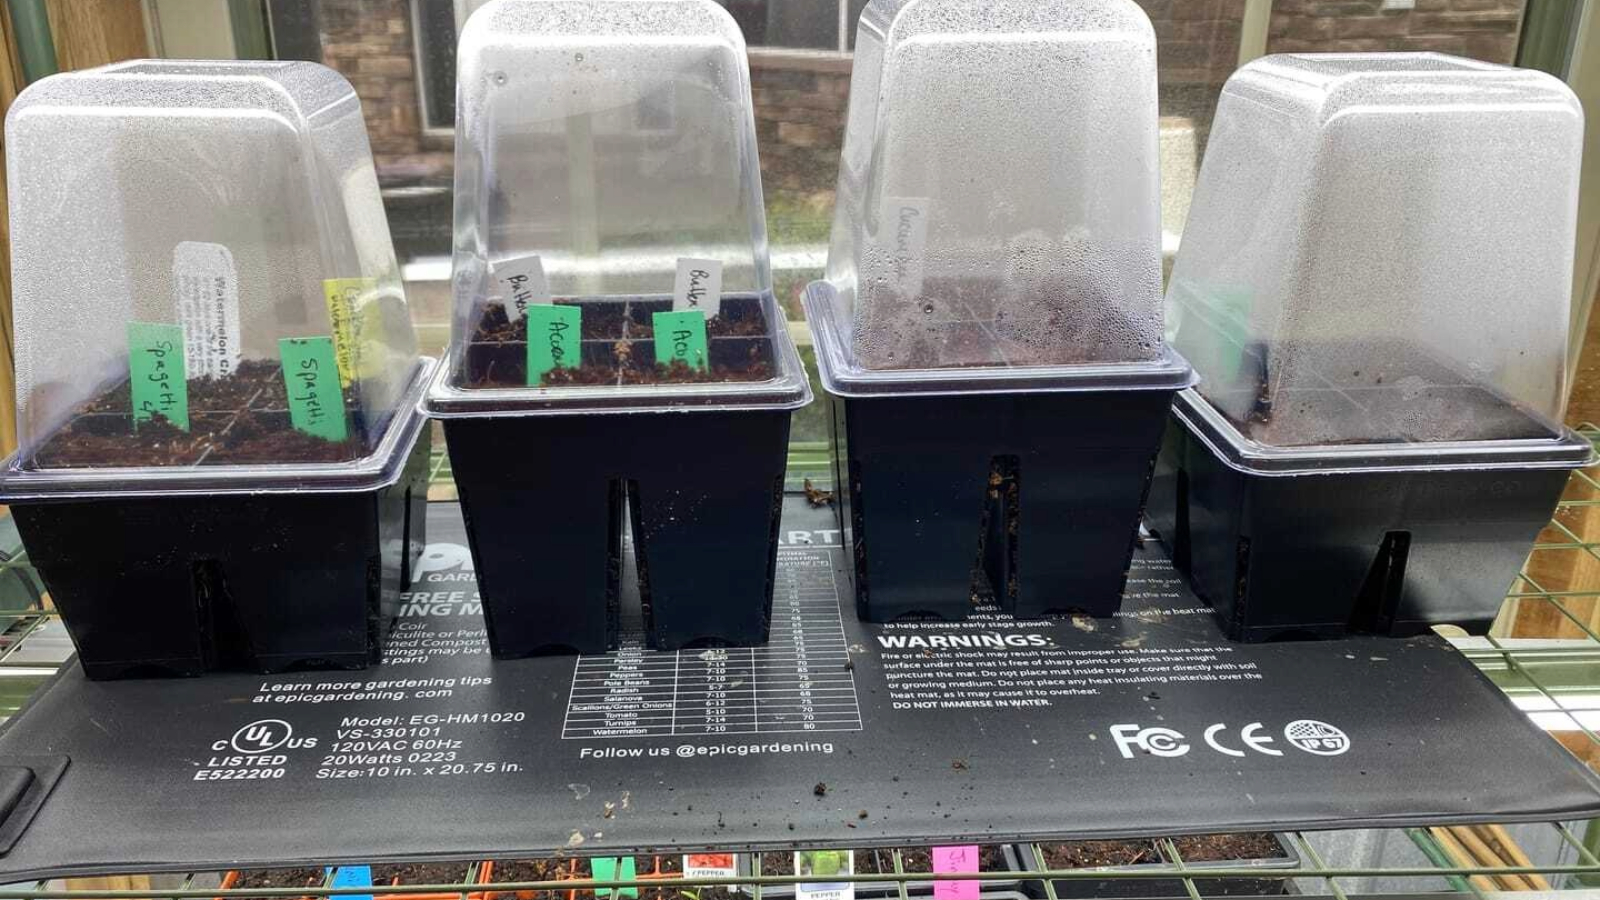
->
[279,337,348,442]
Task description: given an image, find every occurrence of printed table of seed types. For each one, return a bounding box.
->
[562,546,864,738]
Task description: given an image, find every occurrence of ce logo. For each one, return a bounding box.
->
[1204,722,1282,757]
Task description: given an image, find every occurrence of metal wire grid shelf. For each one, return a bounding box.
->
[1,429,1600,897]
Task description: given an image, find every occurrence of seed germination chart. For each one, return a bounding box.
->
[562,546,863,738]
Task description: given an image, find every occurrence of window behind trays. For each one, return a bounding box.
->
[413,0,869,133]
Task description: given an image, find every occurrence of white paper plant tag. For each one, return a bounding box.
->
[491,254,552,319]
[882,196,929,297]
[173,241,241,380]
[673,257,723,317]
[795,851,854,900]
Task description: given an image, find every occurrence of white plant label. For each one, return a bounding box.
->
[173,241,241,380]
[882,196,929,298]
[673,257,723,317]
[491,254,552,318]
[795,851,854,900]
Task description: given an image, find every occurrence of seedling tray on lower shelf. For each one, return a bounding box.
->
[0,500,1592,881]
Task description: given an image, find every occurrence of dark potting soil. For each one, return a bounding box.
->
[1037,840,1159,869]
[369,861,481,886]
[852,275,1162,371]
[29,359,363,468]
[465,301,774,389]
[228,867,328,898]
[1034,833,1285,870]
[1168,833,1287,863]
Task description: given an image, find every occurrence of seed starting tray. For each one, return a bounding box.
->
[0,500,1594,881]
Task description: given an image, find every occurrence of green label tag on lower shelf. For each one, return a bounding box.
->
[653,309,708,372]
[279,336,348,442]
[591,857,638,899]
[127,321,189,432]
[526,304,582,384]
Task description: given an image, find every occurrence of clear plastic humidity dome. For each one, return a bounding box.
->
[1167,53,1583,449]
[431,0,807,415]
[813,0,1176,378]
[5,59,422,484]
[0,59,433,680]
[427,0,809,656]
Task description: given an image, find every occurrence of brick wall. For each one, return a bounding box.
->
[315,0,1528,206]
[751,58,852,200]
[318,0,451,184]
[1268,0,1527,62]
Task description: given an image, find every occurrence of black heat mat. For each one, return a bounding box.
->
[0,499,1592,880]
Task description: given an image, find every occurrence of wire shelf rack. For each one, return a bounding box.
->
[2,427,1600,898]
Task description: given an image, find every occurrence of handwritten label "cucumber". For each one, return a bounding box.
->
[279,337,348,442]
[653,310,708,372]
[526,304,581,384]
[128,322,190,431]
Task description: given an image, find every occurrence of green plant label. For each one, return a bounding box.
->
[279,336,348,442]
[127,322,189,431]
[591,857,638,899]
[526,304,582,384]
[653,310,708,372]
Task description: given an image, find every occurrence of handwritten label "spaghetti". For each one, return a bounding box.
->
[128,322,189,431]
[279,337,348,442]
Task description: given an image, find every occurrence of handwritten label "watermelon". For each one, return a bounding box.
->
[279,337,348,442]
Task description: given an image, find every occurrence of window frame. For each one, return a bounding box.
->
[409,0,856,135]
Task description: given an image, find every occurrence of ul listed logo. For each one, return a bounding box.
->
[214,719,313,754]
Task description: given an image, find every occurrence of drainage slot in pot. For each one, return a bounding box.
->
[980,455,1021,612]
[1350,530,1410,635]
[192,559,253,673]
[624,477,649,643]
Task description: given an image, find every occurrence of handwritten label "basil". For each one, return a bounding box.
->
[526,304,581,384]
[128,322,189,431]
[653,310,708,372]
[278,337,348,442]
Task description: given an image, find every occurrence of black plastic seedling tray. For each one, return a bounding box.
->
[463,294,775,388]
[0,499,1593,881]
[1149,390,1591,641]
[741,845,1027,898]
[12,432,430,678]
[445,406,790,654]
[830,389,1172,623]
[0,362,438,680]
[1010,835,1297,899]
[439,291,804,655]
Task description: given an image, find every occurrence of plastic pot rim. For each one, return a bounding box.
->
[1173,389,1595,477]
[0,358,439,502]
[801,281,1197,399]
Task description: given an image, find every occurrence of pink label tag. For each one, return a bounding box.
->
[933,845,980,900]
